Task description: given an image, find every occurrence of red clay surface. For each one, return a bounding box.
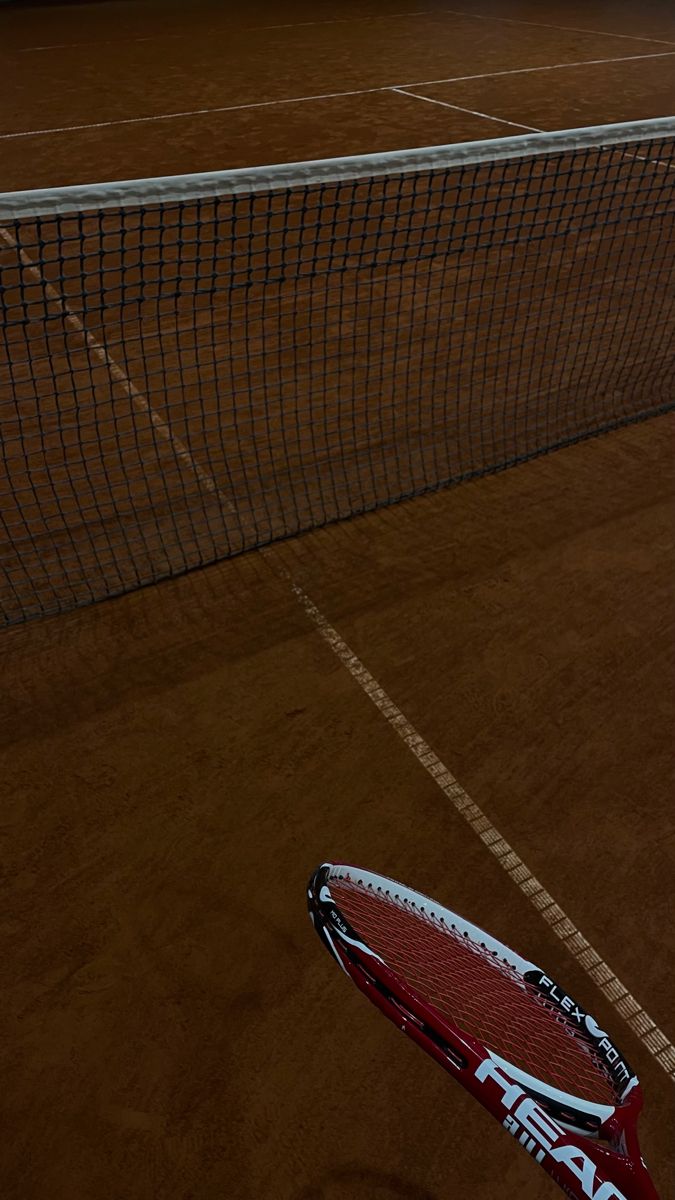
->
[1,3,674,1199]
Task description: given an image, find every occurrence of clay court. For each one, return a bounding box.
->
[1,2,674,1198]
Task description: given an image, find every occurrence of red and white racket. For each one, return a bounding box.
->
[308,863,660,1200]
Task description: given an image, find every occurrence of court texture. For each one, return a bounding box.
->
[1,3,674,1199]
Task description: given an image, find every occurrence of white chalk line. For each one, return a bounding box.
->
[0,228,234,514]
[287,576,675,1082]
[13,7,675,54]
[443,7,675,49]
[16,36,167,53]
[394,89,675,170]
[396,50,675,90]
[2,50,674,142]
[253,11,436,32]
[14,11,437,54]
[392,89,541,133]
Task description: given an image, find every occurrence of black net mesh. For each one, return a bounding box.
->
[1,133,674,623]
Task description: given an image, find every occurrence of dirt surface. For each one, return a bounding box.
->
[1,3,674,1199]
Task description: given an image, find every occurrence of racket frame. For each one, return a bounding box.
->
[308,862,659,1200]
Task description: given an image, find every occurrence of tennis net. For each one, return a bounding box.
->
[1,117,674,624]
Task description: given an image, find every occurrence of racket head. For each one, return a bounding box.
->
[308,863,658,1200]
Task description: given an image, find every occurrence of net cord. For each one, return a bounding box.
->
[0,114,674,219]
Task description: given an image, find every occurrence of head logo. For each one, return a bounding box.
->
[475,1059,629,1200]
[550,1146,628,1200]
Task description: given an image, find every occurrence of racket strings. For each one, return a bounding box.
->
[329,874,617,1106]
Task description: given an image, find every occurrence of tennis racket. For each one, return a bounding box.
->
[307,863,660,1200]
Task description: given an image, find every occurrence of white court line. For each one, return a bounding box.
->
[16,36,164,53]
[14,11,437,53]
[14,8,675,53]
[395,50,675,90]
[391,93,675,162]
[2,50,674,142]
[0,227,235,514]
[395,92,675,171]
[0,86,385,141]
[288,577,675,1082]
[444,7,675,49]
[392,89,541,133]
[254,11,436,31]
